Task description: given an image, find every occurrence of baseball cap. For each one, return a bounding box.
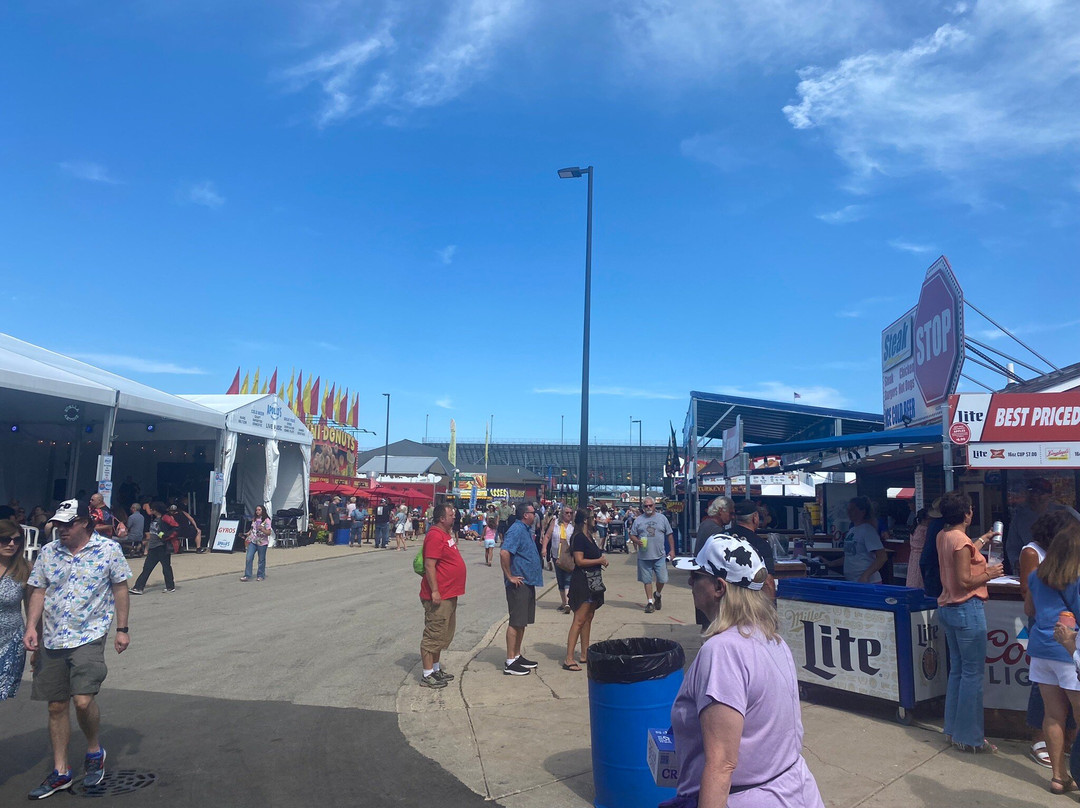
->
[50,498,91,524]
[1028,478,1053,494]
[672,533,767,591]
[734,500,759,518]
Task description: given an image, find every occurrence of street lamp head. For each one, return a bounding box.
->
[557,167,583,179]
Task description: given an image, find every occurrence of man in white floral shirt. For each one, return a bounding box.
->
[23,499,132,800]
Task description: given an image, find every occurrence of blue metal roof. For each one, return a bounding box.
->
[744,425,941,457]
[689,391,884,446]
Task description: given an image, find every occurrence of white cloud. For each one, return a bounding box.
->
[836,296,896,318]
[815,204,867,224]
[783,2,1080,184]
[887,238,936,254]
[73,353,207,375]
[975,318,1080,342]
[436,397,453,409]
[712,382,850,409]
[613,0,883,76]
[59,161,120,184]
[281,0,528,125]
[534,386,682,400]
[180,180,225,209]
[437,245,457,264]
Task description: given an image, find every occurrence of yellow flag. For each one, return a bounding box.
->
[240,372,250,395]
[261,379,269,395]
[252,367,261,394]
[286,368,296,409]
[449,419,457,466]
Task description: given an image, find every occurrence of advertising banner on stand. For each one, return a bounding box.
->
[310,422,359,483]
[882,256,964,428]
[950,392,1080,468]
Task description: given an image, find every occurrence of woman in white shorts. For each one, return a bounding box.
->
[394,506,409,551]
[483,516,497,566]
[1025,520,1080,794]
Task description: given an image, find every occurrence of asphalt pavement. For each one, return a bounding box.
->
[0,538,509,806]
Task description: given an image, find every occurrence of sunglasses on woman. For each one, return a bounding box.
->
[0,535,21,546]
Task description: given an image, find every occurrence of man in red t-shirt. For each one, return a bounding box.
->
[419,502,467,689]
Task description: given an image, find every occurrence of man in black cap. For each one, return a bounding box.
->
[729,501,776,590]
[1005,477,1080,573]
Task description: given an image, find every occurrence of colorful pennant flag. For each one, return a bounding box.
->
[268,368,278,395]
[337,387,348,424]
[349,393,359,428]
[240,372,250,395]
[309,377,321,419]
[295,371,305,420]
[252,367,260,394]
[226,368,240,395]
[286,368,295,409]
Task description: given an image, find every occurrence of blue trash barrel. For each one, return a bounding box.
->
[588,637,685,808]
[333,527,352,545]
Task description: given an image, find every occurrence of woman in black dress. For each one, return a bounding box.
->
[564,509,608,671]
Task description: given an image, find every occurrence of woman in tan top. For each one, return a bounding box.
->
[936,491,1003,753]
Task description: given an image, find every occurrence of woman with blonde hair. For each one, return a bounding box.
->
[668,534,823,807]
[1026,520,1080,793]
[0,518,31,700]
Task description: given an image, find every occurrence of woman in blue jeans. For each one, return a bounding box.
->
[241,505,272,582]
[935,491,1003,753]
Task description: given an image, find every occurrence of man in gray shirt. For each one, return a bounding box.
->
[630,498,674,614]
[124,502,145,555]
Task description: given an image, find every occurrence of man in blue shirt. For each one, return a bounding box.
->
[499,502,543,676]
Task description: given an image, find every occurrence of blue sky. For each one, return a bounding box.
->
[2,1,1078,448]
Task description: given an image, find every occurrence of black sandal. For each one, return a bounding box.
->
[561,662,582,671]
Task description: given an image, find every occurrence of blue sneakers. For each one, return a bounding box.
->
[84,747,106,788]
[28,769,73,800]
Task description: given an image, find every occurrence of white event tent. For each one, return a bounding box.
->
[181,395,313,528]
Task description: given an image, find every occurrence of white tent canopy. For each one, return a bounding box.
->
[181,395,312,526]
[0,333,224,428]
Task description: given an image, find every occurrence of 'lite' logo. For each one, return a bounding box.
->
[802,621,882,680]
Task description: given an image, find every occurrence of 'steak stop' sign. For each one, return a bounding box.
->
[913,257,964,408]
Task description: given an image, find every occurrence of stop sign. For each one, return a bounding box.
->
[913,258,964,408]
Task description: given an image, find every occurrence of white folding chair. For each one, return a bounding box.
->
[22,525,41,564]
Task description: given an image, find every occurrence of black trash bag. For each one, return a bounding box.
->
[587,637,685,685]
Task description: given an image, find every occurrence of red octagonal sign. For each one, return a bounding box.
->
[913,257,964,408]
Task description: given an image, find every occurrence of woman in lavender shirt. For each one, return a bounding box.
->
[668,534,823,808]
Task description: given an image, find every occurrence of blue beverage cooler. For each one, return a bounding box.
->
[776,578,946,723]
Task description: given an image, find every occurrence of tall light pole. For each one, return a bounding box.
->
[558,164,593,508]
[382,393,390,476]
[629,415,634,500]
[561,415,564,444]
[632,419,642,505]
[424,413,429,444]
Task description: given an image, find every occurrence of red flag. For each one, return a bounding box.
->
[226,367,240,395]
[309,377,321,418]
[295,371,305,420]
[338,387,348,423]
[325,383,335,421]
[268,367,278,395]
[349,393,359,428]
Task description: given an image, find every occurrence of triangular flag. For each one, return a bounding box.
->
[295,371,305,420]
[226,368,240,395]
[261,380,269,395]
[349,393,359,428]
[240,372,250,395]
[252,367,260,394]
[325,383,335,422]
[286,368,296,409]
[268,368,278,395]
[338,387,348,424]
[310,377,321,418]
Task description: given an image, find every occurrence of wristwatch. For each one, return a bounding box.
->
[116,627,129,633]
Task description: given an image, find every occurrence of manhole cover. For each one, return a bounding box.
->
[72,770,157,798]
